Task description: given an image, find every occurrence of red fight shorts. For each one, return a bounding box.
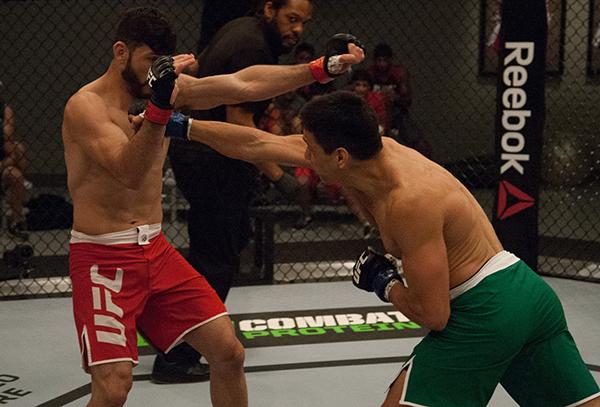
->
[69,224,227,372]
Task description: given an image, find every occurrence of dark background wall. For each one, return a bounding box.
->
[0,0,202,175]
[0,0,598,173]
[1,1,598,293]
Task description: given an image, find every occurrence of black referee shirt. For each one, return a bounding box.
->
[192,16,283,122]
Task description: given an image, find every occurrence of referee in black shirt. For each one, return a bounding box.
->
[154,0,314,384]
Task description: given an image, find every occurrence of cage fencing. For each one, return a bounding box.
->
[0,0,598,299]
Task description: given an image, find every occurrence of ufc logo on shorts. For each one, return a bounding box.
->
[90,264,126,347]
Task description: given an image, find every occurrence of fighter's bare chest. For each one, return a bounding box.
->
[107,111,170,161]
[371,206,403,258]
[112,114,138,140]
[111,113,169,150]
[377,224,402,258]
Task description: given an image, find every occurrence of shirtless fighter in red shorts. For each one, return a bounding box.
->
[62,7,363,406]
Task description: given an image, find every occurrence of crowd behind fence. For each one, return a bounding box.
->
[0,0,598,299]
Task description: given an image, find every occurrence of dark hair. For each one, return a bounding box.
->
[114,7,176,55]
[373,43,393,58]
[294,42,315,58]
[350,69,373,86]
[300,91,381,160]
[256,0,312,15]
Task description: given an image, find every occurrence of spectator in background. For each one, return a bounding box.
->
[290,41,336,229]
[293,70,381,237]
[294,42,335,101]
[349,69,389,134]
[161,0,313,383]
[368,43,411,136]
[293,165,344,229]
[294,148,377,237]
[0,80,29,239]
[367,43,432,158]
[260,91,304,136]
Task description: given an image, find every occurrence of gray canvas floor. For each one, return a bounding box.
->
[0,278,598,406]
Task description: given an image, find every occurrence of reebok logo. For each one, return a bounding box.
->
[500,42,534,175]
[496,180,535,220]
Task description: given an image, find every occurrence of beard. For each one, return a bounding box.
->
[264,18,298,54]
[280,35,299,53]
[121,57,149,99]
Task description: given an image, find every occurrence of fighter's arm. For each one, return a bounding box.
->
[63,91,167,189]
[226,106,280,176]
[386,198,451,331]
[175,42,365,111]
[175,64,310,110]
[187,119,308,167]
[226,105,296,193]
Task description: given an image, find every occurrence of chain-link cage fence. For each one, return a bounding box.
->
[539,0,600,281]
[0,0,598,299]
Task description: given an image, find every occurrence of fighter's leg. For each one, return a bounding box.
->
[184,316,247,407]
[382,369,409,407]
[500,330,600,407]
[380,353,504,407]
[500,263,600,406]
[139,236,245,405]
[70,240,149,404]
[581,396,600,406]
[88,362,132,407]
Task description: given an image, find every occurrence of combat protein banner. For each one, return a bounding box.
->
[492,0,547,270]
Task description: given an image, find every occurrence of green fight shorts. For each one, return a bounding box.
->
[398,251,599,407]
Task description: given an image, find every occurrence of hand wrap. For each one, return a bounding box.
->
[165,112,192,140]
[309,33,365,83]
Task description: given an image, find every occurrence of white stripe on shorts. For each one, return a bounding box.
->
[449,250,520,300]
[565,392,600,407]
[70,223,161,245]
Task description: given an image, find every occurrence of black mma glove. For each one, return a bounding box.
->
[324,33,365,77]
[352,247,401,302]
[309,33,365,83]
[145,55,177,125]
